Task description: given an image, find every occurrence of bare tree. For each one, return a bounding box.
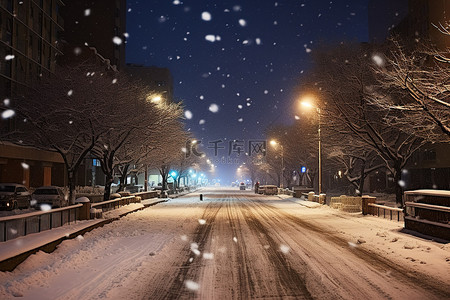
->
[145,116,187,191]
[6,63,120,202]
[369,36,450,142]
[91,83,184,200]
[304,43,426,203]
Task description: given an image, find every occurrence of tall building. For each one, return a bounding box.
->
[59,0,127,70]
[369,0,450,49]
[0,1,66,188]
[0,0,63,100]
[368,0,409,44]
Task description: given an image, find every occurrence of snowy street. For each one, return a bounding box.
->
[1,187,449,299]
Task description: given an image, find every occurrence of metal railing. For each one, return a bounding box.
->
[90,195,138,214]
[0,204,82,242]
[368,203,403,222]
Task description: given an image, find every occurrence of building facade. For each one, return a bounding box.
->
[59,0,126,70]
[0,0,65,188]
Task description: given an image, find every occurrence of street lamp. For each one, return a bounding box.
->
[301,100,322,196]
[270,139,284,188]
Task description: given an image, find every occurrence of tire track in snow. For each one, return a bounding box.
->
[160,199,224,299]
[251,199,450,299]
[239,200,314,299]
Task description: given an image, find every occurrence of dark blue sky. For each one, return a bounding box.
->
[125,0,369,181]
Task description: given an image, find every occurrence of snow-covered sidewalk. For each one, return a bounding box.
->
[0,198,167,269]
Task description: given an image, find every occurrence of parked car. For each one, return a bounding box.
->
[239,182,246,190]
[0,183,32,210]
[263,185,278,195]
[32,186,68,208]
[125,184,145,193]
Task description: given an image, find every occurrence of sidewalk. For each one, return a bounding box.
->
[277,194,323,208]
[0,198,166,271]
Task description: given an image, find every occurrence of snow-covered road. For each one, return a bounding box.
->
[1,188,449,299]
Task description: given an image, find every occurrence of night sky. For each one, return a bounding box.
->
[125,0,370,181]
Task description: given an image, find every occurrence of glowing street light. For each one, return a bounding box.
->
[152,95,162,103]
[269,139,284,188]
[300,98,322,196]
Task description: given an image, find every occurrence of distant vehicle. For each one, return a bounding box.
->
[239,182,246,190]
[125,184,145,193]
[263,185,278,195]
[0,183,32,210]
[33,186,68,208]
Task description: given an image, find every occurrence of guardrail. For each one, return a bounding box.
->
[403,190,450,240]
[0,204,82,242]
[90,195,139,217]
[404,201,450,240]
[368,203,403,221]
[133,191,159,199]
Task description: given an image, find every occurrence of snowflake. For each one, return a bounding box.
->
[1,109,15,119]
[372,54,384,67]
[84,8,91,16]
[280,245,290,254]
[202,11,212,21]
[40,204,52,212]
[184,110,193,119]
[5,55,14,60]
[205,35,221,42]
[203,253,214,259]
[239,19,247,26]
[185,280,200,291]
[112,36,122,45]
[209,103,219,113]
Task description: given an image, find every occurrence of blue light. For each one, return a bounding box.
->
[301,166,306,173]
[170,171,178,178]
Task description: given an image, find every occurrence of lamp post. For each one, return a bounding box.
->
[270,140,284,188]
[301,101,322,196]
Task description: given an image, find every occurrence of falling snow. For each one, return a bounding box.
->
[112,37,123,45]
[239,19,247,27]
[185,280,200,291]
[372,54,384,67]
[184,110,193,119]
[209,103,219,113]
[1,109,15,119]
[201,12,212,21]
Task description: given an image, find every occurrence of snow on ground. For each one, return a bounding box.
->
[0,189,448,299]
[275,195,450,283]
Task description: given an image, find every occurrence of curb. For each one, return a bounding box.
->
[0,199,168,272]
